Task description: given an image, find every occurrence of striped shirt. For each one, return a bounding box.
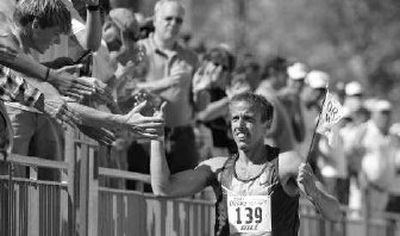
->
[0,66,44,112]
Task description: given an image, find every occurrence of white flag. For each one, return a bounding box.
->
[316,91,344,145]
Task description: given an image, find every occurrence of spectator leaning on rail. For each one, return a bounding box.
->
[0,0,85,180]
[150,93,341,236]
[131,0,213,175]
[0,0,165,179]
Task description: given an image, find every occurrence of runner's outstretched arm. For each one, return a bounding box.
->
[150,138,213,197]
[150,103,222,197]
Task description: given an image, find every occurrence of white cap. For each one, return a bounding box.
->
[374,100,392,112]
[305,70,329,89]
[345,81,363,96]
[366,99,392,113]
[287,62,308,80]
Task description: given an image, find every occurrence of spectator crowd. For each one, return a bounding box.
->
[0,0,399,221]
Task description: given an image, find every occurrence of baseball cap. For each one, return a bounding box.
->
[305,70,329,89]
[287,62,308,80]
[374,100,392,112]
[345,81,363,96]
[366,99,392,113]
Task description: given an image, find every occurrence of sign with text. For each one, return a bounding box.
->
[227,194,271,234]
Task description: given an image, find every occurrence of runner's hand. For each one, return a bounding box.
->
[152,101,167,139]
[297,162,318,198]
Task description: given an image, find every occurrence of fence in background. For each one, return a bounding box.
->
[1,129,400,236]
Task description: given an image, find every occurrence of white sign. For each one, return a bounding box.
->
[316,91,344,145]
[227,194,271,234]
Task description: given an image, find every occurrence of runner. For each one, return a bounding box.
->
[150,92,341,235]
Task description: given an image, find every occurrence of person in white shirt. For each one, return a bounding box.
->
[349,100,396,216]
[385,123,400,213]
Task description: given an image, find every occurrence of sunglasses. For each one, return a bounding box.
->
[164,16,183,25]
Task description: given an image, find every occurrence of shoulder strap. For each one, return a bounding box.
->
[219,155,236,189]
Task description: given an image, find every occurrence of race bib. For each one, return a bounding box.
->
[227,194,271,234]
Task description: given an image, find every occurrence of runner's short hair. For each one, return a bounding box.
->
[230,93,274,123]
[14,0,71,34]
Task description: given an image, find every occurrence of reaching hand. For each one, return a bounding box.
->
[48,70,96,101]
[80,76,115,105]
[225,79,251,99]
[121,101,165,140]
[192,62,223,93]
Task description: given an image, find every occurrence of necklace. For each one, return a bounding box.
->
[233,154,270,183]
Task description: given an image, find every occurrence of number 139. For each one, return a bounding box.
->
[235,207,262,224]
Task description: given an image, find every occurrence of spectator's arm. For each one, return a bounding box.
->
[196,97,229,122]
[136,75,180,93]
[150,138,223,197]
[0,33,96,98]
[75,0,102,51]
[193,89,210,112]
[67,101,164,139]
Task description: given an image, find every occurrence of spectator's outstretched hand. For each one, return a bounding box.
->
[80,76,115,106]
[121,101,165,140]
[225,77,251,99]
[192,62,222,93]
[49,70,95,101]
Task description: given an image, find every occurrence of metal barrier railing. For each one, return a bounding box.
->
[1,128,400,236]
[0,154,69,236]
[98,167,215,236]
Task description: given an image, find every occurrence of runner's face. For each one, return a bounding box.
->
[154,2,184,42]
[230,101,267,151]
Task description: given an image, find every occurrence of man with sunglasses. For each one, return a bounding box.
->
[130,0,212,178]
